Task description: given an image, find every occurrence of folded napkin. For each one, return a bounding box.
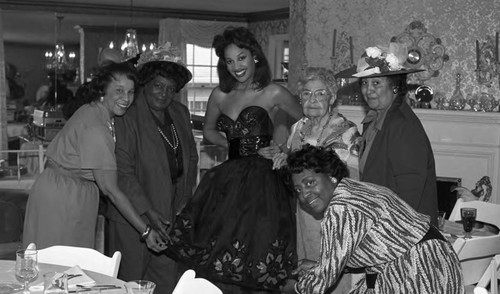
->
[64,265,96,290]
[30,265,96,292]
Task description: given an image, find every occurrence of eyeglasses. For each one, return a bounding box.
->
[299,89,330,102]
[153,82,177,94]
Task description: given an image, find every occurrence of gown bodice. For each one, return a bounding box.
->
[217,106,274,159]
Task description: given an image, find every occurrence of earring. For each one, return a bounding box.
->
[330,177,338,184]
[254,57,259,64]
[100,96,104,103]
[393,87,399,94]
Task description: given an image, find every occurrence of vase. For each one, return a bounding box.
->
[447,73,466,110]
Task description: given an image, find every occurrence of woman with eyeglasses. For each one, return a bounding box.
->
[272,66,361,293]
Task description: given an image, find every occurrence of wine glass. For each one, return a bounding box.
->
[15,249,39,294]
[460,208,477,239]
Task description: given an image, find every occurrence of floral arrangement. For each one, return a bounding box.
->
[353,43,408,77]
[136,42,184,68]
[362,46,403,73]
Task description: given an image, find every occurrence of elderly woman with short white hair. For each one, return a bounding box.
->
[273,66,361,262]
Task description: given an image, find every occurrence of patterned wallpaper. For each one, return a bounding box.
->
[248,19,289,57]
[289,0,500,105]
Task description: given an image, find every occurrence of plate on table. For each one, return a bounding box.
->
[0,282,23,294]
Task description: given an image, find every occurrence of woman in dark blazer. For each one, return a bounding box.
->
[106,43,198,293]
[353,44,438,225]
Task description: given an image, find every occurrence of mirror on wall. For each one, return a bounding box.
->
[391,20,449,83]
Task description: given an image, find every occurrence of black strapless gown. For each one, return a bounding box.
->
[167,106,297,291]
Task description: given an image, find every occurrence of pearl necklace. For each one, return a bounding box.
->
[300,112,333,145]
[157,124,179,152]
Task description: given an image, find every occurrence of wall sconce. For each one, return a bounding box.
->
[476,32,499,87]
[330,30,354,76]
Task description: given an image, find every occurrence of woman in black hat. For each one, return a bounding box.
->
[106,43,199,293]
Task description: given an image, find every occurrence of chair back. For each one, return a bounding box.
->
[172,269,222,294]
[453,235,500,286]
[36,245,121,277]
[474,254,500,294]
[449,199,500,229]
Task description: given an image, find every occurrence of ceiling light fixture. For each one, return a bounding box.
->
[44,13,78,106]
[108,0,155,59]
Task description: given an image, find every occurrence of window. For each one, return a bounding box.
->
[185,44,219,115]
[267,34,289,81]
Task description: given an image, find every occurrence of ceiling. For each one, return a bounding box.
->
[0,0,289,45]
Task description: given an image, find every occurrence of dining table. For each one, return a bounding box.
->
[0,260,126,293]
[440,219,497,244]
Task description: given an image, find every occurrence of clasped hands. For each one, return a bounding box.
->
[144,209,172,253]
[280,259,316,294]
[257,141,288,170]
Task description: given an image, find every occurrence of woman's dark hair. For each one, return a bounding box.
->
[138,61,192,92]
[87,62,138,103]
[212,26,271,93]
[386,74,408,98]
[287,144,349,181]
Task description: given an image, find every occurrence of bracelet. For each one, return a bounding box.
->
[140,225,151,242]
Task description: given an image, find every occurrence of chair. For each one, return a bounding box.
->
[474,254,500,294]
[448,199,500,287]
[33,244,121,278]
[172,269,222,294]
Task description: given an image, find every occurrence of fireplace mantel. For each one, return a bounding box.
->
[338,105,500,204]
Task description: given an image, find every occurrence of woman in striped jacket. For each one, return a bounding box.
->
[282,145,464,294]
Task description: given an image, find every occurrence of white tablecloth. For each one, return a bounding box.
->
[0,260,125,293]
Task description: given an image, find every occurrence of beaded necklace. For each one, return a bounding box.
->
[157,124,179,153]
[300,112,333,145]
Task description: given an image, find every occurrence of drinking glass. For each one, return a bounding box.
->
[15,249,39,294]
[124,280,156,294]
[461,208,477,239]
[437,211,446,230]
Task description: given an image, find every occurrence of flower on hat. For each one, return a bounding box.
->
[353,43,409,77]
[365,47,382,59]
[385,53,402,70]
[136,42,185,68]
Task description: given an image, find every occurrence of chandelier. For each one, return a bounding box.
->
[108,35,156,59]
[106,0,156,61]
[44,15,78,82]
